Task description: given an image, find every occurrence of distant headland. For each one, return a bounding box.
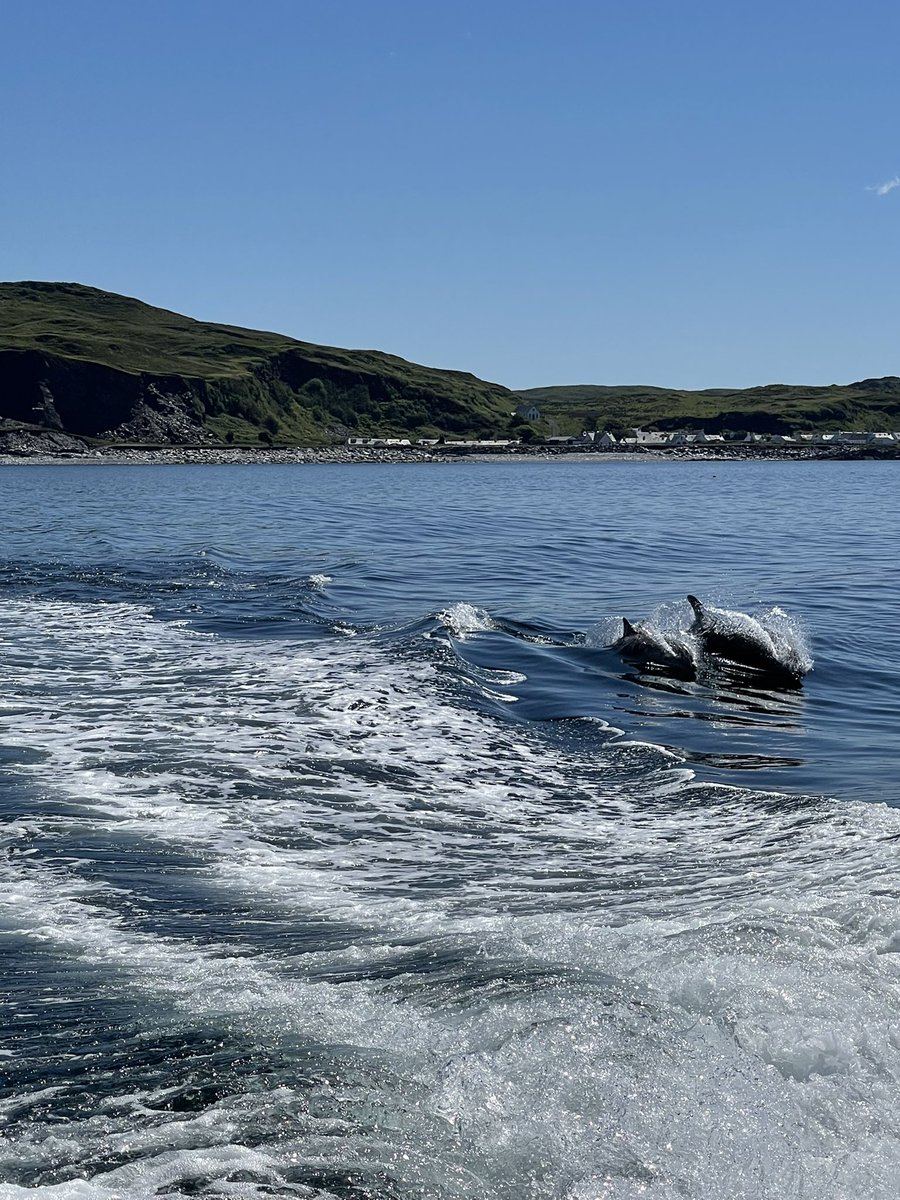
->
[1,281,899,459]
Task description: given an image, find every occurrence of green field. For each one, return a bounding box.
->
[514,380,900,437]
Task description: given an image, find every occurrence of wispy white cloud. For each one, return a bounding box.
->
[869,175,900,196]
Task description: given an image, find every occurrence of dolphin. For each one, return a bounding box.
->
[686,595,807,684]
[612,617,697,676]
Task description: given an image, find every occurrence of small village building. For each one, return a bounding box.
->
[514,404,541,421]
[626,428,670,447]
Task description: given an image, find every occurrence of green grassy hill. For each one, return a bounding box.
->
[4,282,897,448]
[0,282,515,445]
[514,380,900,436]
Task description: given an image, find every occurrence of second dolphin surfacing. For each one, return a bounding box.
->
[686,594,809,684]
[611,617,697,677]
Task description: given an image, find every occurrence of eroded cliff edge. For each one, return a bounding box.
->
[0,282,515,446]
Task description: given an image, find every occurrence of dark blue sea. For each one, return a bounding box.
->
[1,459,899,1198]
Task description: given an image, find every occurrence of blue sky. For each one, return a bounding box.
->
[3,0,899,389]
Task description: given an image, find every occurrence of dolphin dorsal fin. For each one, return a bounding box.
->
[622,618,638,636]
[686,595,704,619]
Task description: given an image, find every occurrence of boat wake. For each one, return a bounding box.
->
[0,584,898,1198]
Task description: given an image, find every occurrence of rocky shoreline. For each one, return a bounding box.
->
[0,444,452,467]
[1,434,897,468]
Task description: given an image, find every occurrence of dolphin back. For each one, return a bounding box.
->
[686,595,808,683]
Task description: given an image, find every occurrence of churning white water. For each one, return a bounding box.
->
[1,460,899,1197]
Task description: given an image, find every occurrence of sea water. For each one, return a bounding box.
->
[0,459,899,1198]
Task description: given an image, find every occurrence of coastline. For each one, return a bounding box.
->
[0,444,896,468]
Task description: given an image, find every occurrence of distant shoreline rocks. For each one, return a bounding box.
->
[0,435,897,468]
[0,437,454,467]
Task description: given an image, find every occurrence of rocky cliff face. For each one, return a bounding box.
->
[0,349,211,442]
[0,283,515,445]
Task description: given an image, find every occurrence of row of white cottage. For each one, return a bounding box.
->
[587,428,900,448]
[346,429,900,450]
[346,437,518,448]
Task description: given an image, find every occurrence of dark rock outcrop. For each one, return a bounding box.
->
[0,427,89,456]
[0,350,210,442]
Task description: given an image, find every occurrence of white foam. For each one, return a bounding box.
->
[759,603,815,673]
[3,596,900,1196]
[0,1145,288,1199]
[0,597,586,933]
[437,602,496,637]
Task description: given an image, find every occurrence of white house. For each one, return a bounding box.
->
[514,404,541,421]
[624,428,671,446]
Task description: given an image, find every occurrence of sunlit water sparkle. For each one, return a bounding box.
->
[1,459,899,1198]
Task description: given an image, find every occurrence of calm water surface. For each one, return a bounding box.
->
[0,460,898,1198]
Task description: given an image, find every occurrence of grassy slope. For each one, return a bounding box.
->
[0,282,515,443]
[515,380,900,435]
[0,281,293,376]
[4,282,897,442]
